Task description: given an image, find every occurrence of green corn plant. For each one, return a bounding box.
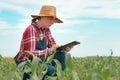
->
[0,50,120,80]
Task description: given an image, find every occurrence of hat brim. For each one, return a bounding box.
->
[31,15,63,23]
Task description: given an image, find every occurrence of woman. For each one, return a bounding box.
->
[16,5,73,80]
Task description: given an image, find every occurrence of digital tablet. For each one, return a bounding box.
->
[56,41,80,51]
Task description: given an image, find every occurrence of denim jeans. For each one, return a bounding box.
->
[36,38,66,79]
[45,51,66,75]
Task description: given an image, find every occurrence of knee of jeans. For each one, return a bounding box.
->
[54,52,66,59]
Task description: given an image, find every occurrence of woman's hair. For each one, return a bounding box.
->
[32,16,41,22]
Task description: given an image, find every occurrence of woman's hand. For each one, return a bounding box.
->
[50,44,59,52]
[60,46,73,52]
[64,46,73,52]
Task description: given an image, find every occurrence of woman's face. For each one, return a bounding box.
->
[40,16,55,28]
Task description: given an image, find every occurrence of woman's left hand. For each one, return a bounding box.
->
[64,46,73,52]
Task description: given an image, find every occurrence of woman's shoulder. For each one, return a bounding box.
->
[26,25,35,30]
[23,25,36,34]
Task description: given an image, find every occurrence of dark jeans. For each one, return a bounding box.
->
[45,51,66,75]
[36,38,66,75]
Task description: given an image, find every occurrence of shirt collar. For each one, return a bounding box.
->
[31,22,41,29]
[31,22,49,31]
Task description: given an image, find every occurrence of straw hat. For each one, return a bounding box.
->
[31,5,63,23]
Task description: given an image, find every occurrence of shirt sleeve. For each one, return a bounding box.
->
[21,25,52,57]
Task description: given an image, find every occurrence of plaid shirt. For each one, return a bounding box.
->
[18,22,56,59]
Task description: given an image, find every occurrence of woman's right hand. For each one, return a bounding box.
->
[50,44,59,52]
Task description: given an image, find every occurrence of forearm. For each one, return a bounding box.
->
[31,48,52,58]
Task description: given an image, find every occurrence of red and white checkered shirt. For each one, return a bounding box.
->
[18,22,56,59]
